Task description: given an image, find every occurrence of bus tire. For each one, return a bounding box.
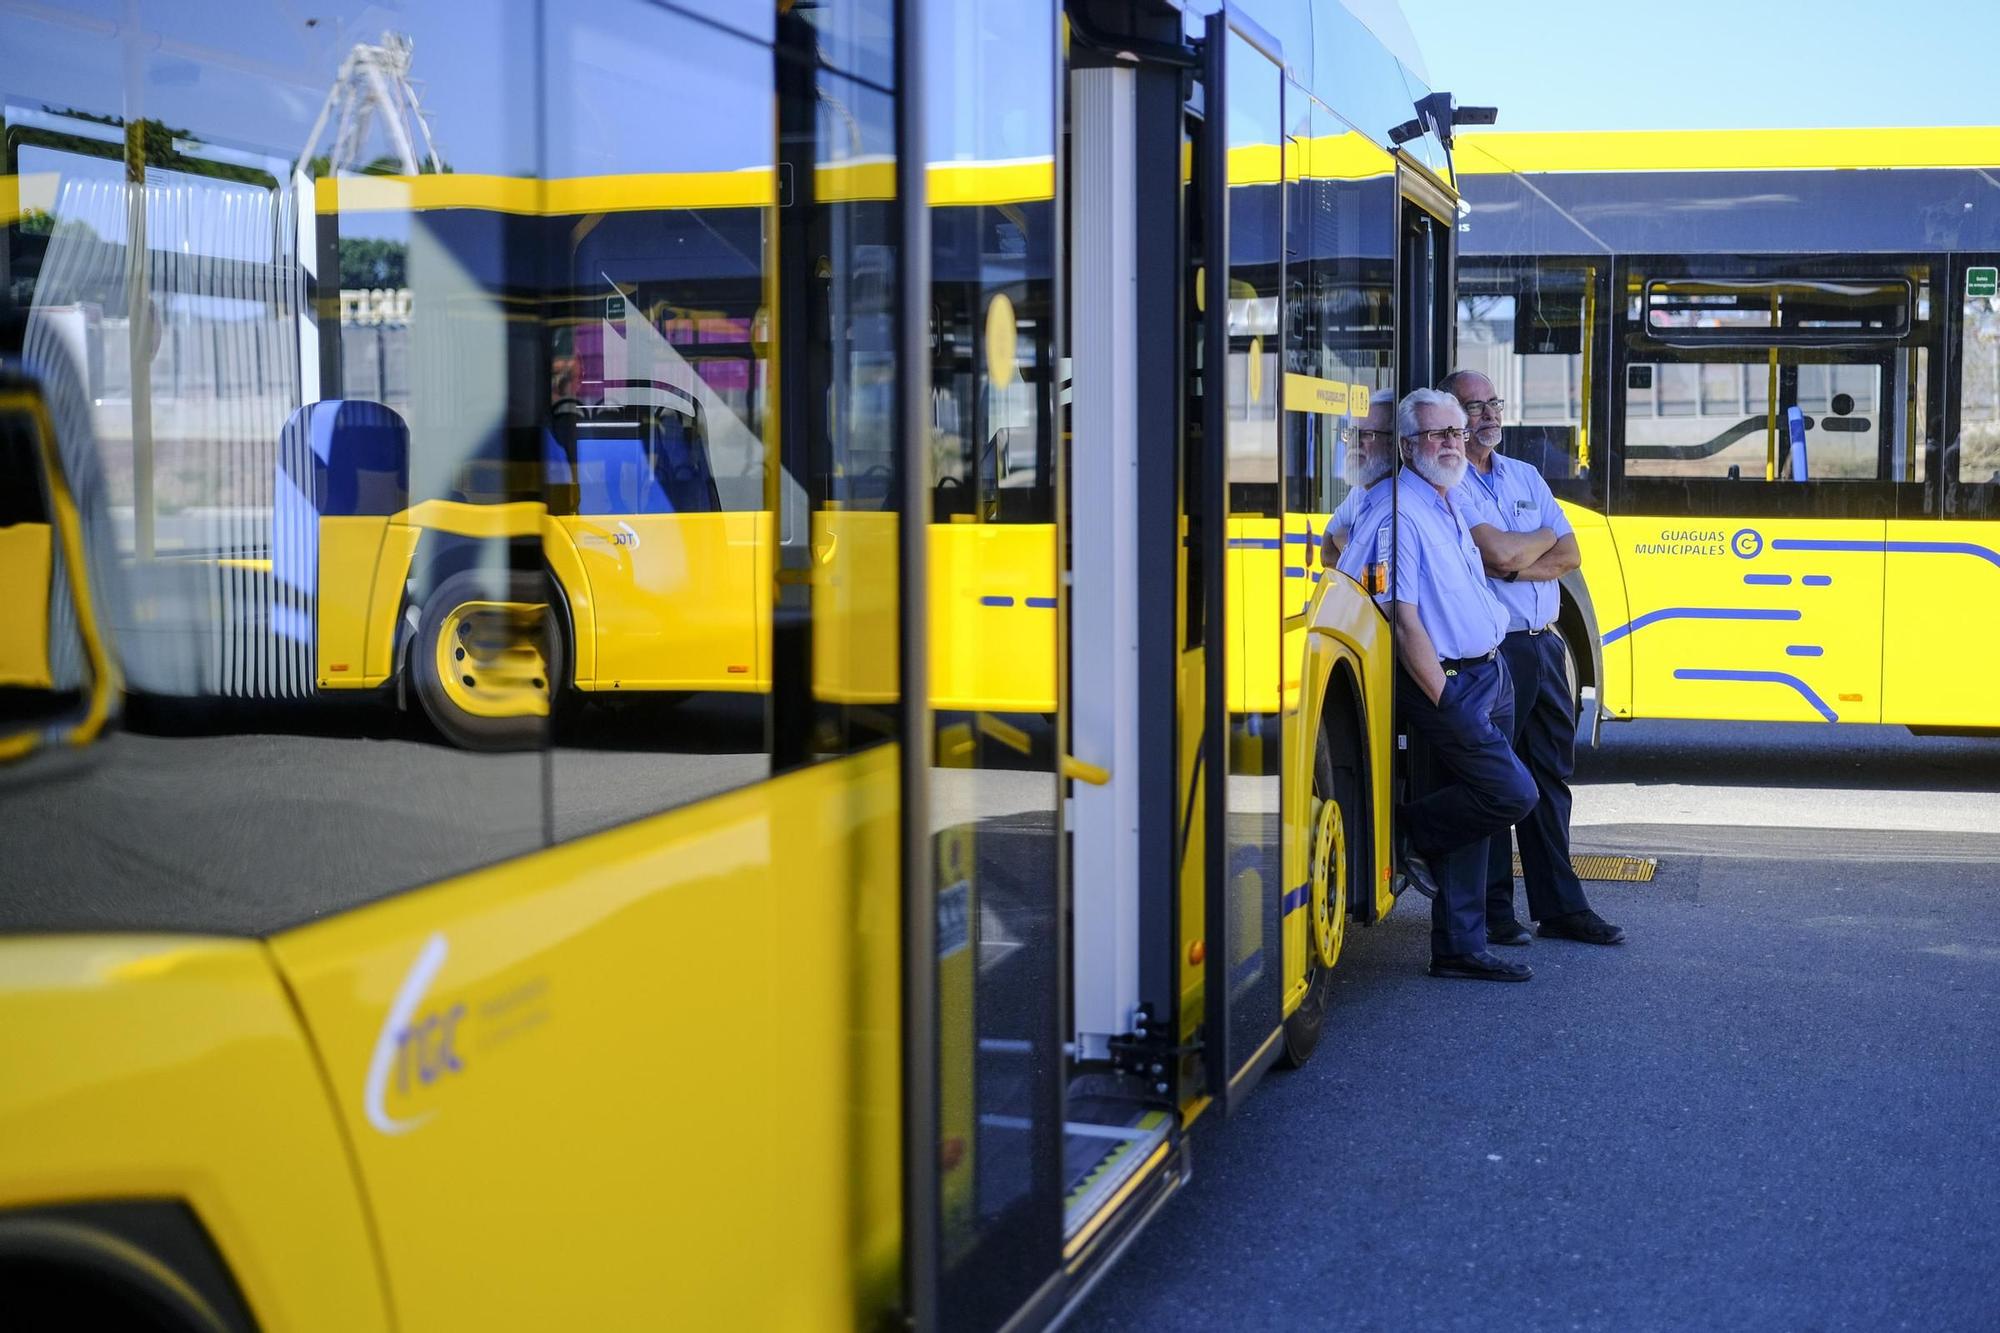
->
[1281,708,1361,1069]
[410,570,561,752]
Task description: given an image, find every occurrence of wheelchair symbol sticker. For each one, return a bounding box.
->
[1731,528,1763,559]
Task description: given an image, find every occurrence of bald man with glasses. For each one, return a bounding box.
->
[1442,369,1626,949]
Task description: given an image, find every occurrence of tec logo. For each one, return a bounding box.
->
[1731,528,1764,559]
[364,933,465,1136]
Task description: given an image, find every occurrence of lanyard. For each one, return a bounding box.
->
[1470,459,1501,505]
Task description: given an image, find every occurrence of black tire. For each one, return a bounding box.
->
[410,569,561,752]
[1282,709,1364,1068]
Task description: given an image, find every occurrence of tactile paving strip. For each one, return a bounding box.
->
[1512,854,1657,882]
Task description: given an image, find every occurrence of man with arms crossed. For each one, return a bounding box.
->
[1442,369,1625,946]
[1361,389,1542,980]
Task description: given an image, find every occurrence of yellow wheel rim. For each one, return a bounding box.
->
[1310,794,1347,970]
[435,600,552,720]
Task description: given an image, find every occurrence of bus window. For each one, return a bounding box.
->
[2,0,547,928]
[1623,356,1889,483]
[1454,258,1602,506]
[541,0,780,839]
[1957,290,2000,491]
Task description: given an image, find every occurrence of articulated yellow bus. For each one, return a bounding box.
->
[0,0,1469,1327]
[1455,128,2000,733]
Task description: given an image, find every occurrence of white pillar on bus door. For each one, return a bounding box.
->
[1068,64,1143,1062]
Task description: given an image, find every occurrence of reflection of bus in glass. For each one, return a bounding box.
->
[1457,128,2000,731]
[1,1,1465,1329]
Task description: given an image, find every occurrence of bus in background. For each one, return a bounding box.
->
[1452,127,2000,734]
[0,0,1462,1327]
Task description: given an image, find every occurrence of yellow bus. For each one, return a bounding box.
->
[0,1,1466,1326]
[1455,128,2000,733]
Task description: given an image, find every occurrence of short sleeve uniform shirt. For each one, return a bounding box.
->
[1358,471,1508,660]
[1452,453,1573,633]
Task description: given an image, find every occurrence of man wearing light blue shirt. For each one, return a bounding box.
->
[1360,389,1542,981]
[1445,369,1625,947]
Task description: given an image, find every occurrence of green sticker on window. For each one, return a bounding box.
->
[1968,267,1998,299]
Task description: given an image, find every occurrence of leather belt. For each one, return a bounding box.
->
[1438,649,1498,673]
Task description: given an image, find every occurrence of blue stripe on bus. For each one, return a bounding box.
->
[1742,573,1792,585]
[1772,537,2000,570]
[1284,566,1307,579]
[1786,645,1823,656]
[1281,881,1311,915]
[1802,574,1832,586]
[1025,597,1057,609]
[1228,537,1284,549]
[1600,607,1800,646]
[980,595,1015,607]
[1673,668,1838,722]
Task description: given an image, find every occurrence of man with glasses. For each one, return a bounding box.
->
[1358,388,1546,980]
[1442,368,1626,948]
[1321,389,1399,570]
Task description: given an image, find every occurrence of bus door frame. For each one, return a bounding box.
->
[1383,160,1460,911]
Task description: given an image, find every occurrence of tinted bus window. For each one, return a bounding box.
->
[541,1,781,839]
[2,1,547,932]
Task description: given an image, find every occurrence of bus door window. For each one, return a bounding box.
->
[1211,23,1288,1104]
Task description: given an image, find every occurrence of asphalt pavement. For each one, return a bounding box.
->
[1071,720,2000,1332]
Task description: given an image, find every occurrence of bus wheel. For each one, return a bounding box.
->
[1282,714,1359,1068]
[411,570,561,752]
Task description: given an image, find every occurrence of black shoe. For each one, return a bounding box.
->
[1400,850,1441,900]
[1537,909,1627,946]
[1487,919,1533,947]
[1429,950,1532,981]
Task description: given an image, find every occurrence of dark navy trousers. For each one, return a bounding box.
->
[1398,656,1538,958]
[1486,629,1592,926]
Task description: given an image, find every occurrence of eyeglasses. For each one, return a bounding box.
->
[1457,397,1505,416]
[1409,427,1467,445]
[1356,428,1394,445]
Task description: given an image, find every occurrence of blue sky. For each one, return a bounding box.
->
[1400,0,2000,131]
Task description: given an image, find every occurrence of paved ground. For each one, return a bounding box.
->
[1072,720,2000,1332]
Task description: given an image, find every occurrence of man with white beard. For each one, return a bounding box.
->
[1356,388,1547,980]
[1443,369,1626,948]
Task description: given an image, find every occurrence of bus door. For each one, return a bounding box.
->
[558,269,764,693]
[1883,254,2000,727]
[1610,272,1911,724]
[1196,9,1290,1112]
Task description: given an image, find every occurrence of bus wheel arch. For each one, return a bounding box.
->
[1554,573,1602,728]
[1281,658,1369,1069]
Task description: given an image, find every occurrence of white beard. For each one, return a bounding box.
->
[1355,453,1393,488]
[1409,451,1467,490]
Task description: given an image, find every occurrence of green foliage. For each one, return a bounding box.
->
[339,237,408,288]
[38,107,274,187]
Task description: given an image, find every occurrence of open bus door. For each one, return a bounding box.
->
[1196,7,1292,1115]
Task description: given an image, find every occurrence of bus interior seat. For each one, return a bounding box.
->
[279,399,410,518]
